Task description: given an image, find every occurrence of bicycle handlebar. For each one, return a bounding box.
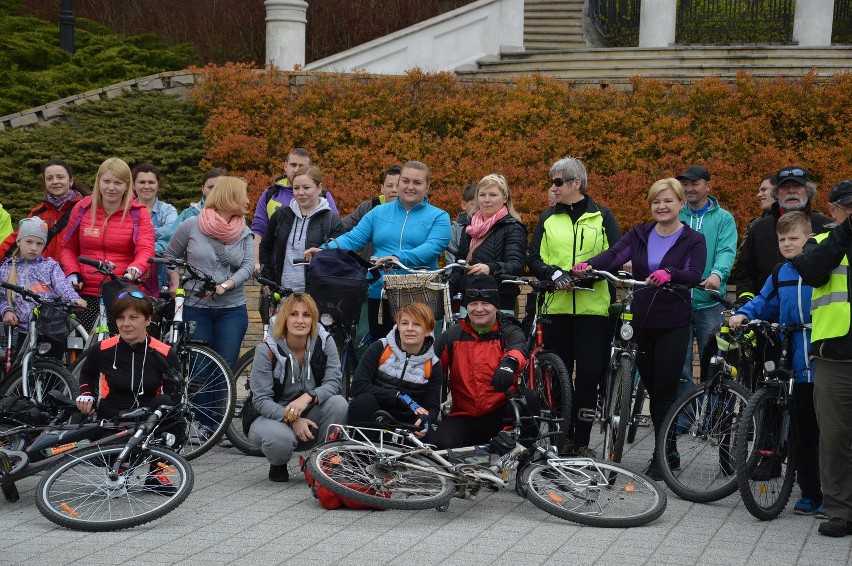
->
[370,258,468,275]
[257,277,293,299]
[0,282,79,311]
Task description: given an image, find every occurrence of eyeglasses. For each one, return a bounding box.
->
[465,289,499,300]
[118,290,146,299]
[778,168,805,179]
[551,178,575,187]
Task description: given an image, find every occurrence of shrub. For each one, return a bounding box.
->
[0,91,207,222]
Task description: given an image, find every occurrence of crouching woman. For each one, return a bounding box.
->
[248,292,348,482]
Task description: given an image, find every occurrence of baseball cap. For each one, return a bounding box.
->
[776,166,809,185]
[829,180,852,206]
[676,166,710,182]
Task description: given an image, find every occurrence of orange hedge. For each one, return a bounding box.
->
[188,63,852,236]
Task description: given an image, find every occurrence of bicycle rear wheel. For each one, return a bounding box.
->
[602,357,633,463]
[521,458,666,527]
[657,380,750,503]
[224,350,263,457]
[0,359,77,406]
[735,387,796,520]
[36,444,193,531]
[531,352,572,452]
[179,344,235,460]
[307,441,455,511]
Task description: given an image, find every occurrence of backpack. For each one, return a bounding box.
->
[0,395,51,425]
[307,247,374,324]
[299,454,387,511]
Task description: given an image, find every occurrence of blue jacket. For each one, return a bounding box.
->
[735,261,814,383]
[679,195,737,310]
[326,198,451,299]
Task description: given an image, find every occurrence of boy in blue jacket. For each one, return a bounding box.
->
[728,211,822,517]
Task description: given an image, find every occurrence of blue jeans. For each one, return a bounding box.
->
[678,304,724,397]
[184,305,248,368]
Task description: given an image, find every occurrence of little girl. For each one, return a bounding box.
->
[0,218,86,360]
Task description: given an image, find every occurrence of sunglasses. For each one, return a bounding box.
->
[550,177,575,187]
[778,168,805,179]
[118,290,146,299]
[465,289,499,299]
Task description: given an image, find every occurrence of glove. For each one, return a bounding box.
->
[550,269,573,288]
[396,393,422,414]
[647,269,672,286]
[491,355,519,393]
[76,395,94,404]
[571,262,591,274]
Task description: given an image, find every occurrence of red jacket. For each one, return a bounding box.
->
[60,196,155,296]
[0,194,83,261]
[436,316,528,418]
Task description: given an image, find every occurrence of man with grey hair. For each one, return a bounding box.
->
[731,165,832,306]
[527,156,620,457]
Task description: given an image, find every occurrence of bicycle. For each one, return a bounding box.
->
[305,392,667,527]
[734,322,806,520]
[0,389,193,531]
[0,282,78,403]
[146,256,236,460]
[496,275,572,452]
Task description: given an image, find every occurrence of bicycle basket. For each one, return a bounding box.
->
[36,307,70,342]
[382,273,449,321]
[307,248,371,325]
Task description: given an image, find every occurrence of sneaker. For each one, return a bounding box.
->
[818,517,852,537]
[269,464,289,483]
[145,470,177,496]
[793,497,818,515]
[576,447,597,459]
[750,456,782,481]
[816,504,828,519]
[645,458,663,481]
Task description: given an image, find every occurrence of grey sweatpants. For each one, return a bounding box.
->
[813,357,852,521]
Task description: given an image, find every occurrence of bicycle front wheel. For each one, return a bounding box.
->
[521,458,666,527]
[735,387,796,520]
[627,381,646,444]
[602,357,633,463]
[307,441,455,511]
[36,444,193,531]
[531,352,572,452]
[0,359,77,405]
[657,380,750,503]
[179,344,235,460]
[224,350,263,457]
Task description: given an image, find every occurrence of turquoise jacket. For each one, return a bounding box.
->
[326,198,451,299]
[679,195,738,310]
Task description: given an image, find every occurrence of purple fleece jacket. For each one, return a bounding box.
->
[0,256,81,333]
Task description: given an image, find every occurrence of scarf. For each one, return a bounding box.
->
[198,207,245,245]
[43,190,79,211]
[466,206,508,249]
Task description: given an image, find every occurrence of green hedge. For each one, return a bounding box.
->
[0,91,207,223]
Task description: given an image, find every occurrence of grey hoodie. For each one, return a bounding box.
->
[282,197,331,292]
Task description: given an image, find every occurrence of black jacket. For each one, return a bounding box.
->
[259,206,345,285]
[449,214,528,309]
[793,220,852,360]
[730,202,832,299]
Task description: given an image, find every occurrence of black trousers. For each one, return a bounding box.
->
[794,382,822,502]
[348,391,436,445]
[635,325,690,444]
[435,387,540,450]
[367,298,394,344]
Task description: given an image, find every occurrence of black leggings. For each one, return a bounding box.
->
[348,391,437,445]
[794,382,822,502]
[435,387,540,449]
[635,325,690,442]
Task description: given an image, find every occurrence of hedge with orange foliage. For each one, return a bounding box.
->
[188,63,852,236]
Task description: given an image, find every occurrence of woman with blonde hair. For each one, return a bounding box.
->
[449,173,528,311]
[247,292,348,482]
[60,157,155,331]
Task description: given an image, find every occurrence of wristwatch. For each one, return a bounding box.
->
[219,282,229,290]
[307,391,318,404]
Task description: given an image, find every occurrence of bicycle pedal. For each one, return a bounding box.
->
[577,408,597,423]
[634,415,652,427]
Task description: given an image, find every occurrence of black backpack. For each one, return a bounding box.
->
[0,395,51,425]
[307,247,374,324]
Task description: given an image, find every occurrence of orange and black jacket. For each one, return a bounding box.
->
[435,315,528,418]
[78,335,179,419]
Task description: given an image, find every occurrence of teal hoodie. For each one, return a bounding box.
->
[679,195,738,310]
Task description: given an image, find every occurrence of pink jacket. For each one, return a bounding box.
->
[60,196,155,296]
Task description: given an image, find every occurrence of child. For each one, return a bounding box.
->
[728,211,823,517]
[0,218,86,360]
[445,183,478,263]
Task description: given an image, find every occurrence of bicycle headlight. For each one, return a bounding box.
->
[186,320,197,334]
[619,323,633,341]
[38,342,53,355]
[320,313,334,327]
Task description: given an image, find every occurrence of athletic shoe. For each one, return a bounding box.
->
[793,497,818,515]
[576,447,597,459]
[645,458,663,481]
[145,470,177,496]
[816,504,828,519]
[269,464,289,483]
[818,517,852,537]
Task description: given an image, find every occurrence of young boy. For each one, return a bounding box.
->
[728,211,823,517]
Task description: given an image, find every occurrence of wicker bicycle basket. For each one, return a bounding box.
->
[381,272,450,322]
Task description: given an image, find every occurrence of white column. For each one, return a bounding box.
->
[639,0,677,48]
[265,0,308,69]
[793,0,835,46]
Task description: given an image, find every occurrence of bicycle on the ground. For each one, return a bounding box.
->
[0,389,193,531]
[147,256,236,460]
[734,322,806,520]
[305,391,667,527]
[0,282,77,403]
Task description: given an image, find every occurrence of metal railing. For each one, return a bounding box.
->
[835,0,852,44]
[676,0,795,44]
[589,0,641,47]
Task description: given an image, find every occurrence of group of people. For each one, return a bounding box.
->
[0,151,850,538]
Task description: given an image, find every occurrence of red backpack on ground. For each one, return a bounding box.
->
[298,454,388,511]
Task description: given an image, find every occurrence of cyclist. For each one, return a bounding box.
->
[348,302,441,440]
[433,276,534,449]
[247,292,348,482]
[573,178,706,480]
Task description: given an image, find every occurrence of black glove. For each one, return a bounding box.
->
[491,355,519,392]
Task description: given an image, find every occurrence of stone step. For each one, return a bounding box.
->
[460,66,850,83]
[499,46,852,60]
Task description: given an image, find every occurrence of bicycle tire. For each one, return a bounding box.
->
[224,350,264,457]
[0,359,77,406]
[532,352,572,452]
[626,381,646,444]
[36,444,193,531]
[602,357,633,463]
[657,379,750,503]
[735,387,797,520]
[179,344,235,460]
[521,458,666,527]
[307,441,455,511]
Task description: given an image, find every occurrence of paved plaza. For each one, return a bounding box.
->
[2,423,849,566]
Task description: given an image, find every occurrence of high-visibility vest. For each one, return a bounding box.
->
[809,232,851,342]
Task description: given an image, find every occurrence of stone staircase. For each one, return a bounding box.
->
[524,0,586,50]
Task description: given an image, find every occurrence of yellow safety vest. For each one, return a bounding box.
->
[809,232,851,342]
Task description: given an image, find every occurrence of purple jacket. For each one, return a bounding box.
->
[588,222,706,328]
[251,176,338,238]
[0,256,81,333]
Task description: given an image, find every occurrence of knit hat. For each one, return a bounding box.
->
[463,275,501,309]
[17,217,48,243]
